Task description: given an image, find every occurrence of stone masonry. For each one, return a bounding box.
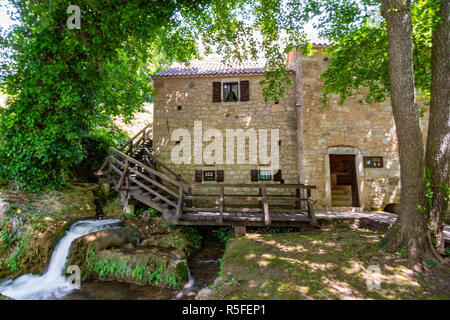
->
[152,46,429,210]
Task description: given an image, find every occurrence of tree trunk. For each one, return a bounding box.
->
[426,0,450,253]
[381,0,436,269]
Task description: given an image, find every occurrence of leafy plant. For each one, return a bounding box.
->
[216,227,235,244]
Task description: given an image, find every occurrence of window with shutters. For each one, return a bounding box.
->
[213,81,250,102]
[223,83,238,102]
[259,170,272,181]
[195,170,203,182]
[216,170,224,182]
[204,170,216,181]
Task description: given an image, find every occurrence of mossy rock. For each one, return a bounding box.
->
[82,247,188,288]
[0,185,99,280]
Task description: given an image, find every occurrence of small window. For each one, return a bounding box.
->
[223,83,238,102]
[204,170,216,181]
[259,170,272,181]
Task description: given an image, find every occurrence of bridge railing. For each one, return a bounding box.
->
[179,183,317,226]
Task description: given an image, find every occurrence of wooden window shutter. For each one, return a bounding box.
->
[216,170,224,182]
[250,169,258,182]
[212,82,222,102]
[195,170,203,182]
[240,80,249,101]
[273,169,282,182]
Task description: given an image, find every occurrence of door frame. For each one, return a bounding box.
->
[325,146,364,209]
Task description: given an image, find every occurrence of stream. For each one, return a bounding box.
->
[0,220,224,300]
[64,227,225,300]
[0,219,122,300]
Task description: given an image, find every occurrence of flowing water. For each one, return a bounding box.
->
[0,220,224,300]
[0,219,122,300]
[64,227,225,300]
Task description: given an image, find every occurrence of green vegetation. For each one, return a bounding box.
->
[207,228,450,300]
[84,248,183,288]
[216,227,235,244]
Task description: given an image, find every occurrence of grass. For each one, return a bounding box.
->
[210,227,450,300]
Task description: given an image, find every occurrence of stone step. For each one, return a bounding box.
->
[332,199,352,207]
[331,194,352,200]
[331,189,349,195]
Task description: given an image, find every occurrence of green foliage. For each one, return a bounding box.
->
[6,231,29,272]
[84,248,182,288]
[427,259,437,268]
[174,225,203,248]
[218,257,225,278]
[216,227,235,244]
[444,248,450,257]
[71,120,129,182]
[398,245,408,259]
[306,0,438,107]
[260,226,298,233]
[0,225,19,249]
[0,0,199,190]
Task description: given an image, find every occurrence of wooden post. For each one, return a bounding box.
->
[117,160,129,190]
[176,184,183,222]
[295,188,300,209]
[307,188,319,227]
[219,186,224,224]
[234,226,246,236]
[262,187,270,225]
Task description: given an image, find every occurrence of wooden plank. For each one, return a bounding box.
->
[119,123,152,151]
[219,186,224,224]
[176,185,183,222]
[128,177,177,208]
[128,166,178,199]
[116,160,129,190]
[131,192,168,217]
[109,163,123,176]
[111,148,181,188]
[182,183,316,189]
[262,187,270,225]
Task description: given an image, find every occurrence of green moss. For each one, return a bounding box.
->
[83,248,184,288]
[208,228,450,300]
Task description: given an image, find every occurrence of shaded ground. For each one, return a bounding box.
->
[207,227,450,300]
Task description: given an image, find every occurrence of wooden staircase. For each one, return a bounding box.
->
[97,124,318,227]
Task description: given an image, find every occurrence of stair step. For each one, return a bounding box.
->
[331,194,352,200]
[332,200,352,206]
[331,189,349,195]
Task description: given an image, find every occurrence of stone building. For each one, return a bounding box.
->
[152,45,429,211]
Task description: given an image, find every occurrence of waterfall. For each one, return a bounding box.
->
[0,219,122,300]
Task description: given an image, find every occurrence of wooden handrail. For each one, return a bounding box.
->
[119,123,152,151]
[110,147,181,189]
[180,183,316,189]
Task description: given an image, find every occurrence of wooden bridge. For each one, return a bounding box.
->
[97,124,318,228]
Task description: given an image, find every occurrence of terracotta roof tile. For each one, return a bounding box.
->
[154,60,271,78]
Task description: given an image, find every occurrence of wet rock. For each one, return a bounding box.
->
[196,288,213,300]
[88,247,189,288]
[213,277,225,287]
[0,198,10,220]
[123,243,134,249]
[68,227,143,268]
[141,233,185,249]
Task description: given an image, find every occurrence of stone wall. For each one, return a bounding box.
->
[152,74,300,194]
[153,49,429,210]
[289,48,429,210]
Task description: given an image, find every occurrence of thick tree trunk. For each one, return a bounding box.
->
[381,0,436,269]
[426,0,450,253]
